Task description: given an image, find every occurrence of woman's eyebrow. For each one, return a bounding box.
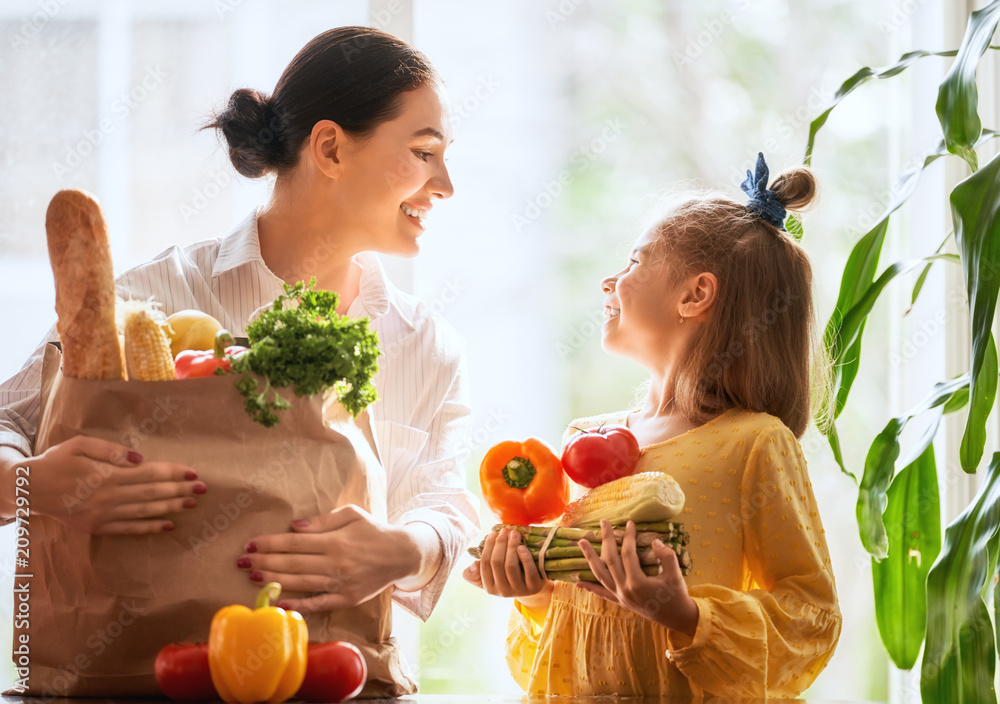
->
[412,127,445,140]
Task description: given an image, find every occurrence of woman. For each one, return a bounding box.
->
[0,26,477,696]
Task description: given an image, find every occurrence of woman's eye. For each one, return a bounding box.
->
[627,258,639,268]
[413,150,433,162]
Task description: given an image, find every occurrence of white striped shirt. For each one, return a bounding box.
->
[0,207,480,621]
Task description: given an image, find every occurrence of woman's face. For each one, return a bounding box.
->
[600,228,676,362]
[335,82,454,256]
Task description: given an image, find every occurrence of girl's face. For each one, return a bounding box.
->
[600,228,677,362]
[600,227,716,367]
[330,82,454,256]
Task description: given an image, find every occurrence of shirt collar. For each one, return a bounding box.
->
[212,207,415,330]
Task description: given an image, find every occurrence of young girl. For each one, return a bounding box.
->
[464,153,841,698]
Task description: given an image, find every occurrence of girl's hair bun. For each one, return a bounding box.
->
[206,88,289,178]
[770,166,817,212]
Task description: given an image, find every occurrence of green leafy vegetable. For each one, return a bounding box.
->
[229,280,381,427]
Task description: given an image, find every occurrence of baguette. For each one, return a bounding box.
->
[45,189,124,380]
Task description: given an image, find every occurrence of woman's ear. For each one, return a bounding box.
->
[308,119,345,180]
[678,272,718,319]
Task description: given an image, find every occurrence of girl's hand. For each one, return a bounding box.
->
[577,519,699,637]
[237,504,426,615]
[28,436,205,535]
[462,528,552,605]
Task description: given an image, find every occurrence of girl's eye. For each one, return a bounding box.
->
[413,150,433,162]
[627,258,639,268]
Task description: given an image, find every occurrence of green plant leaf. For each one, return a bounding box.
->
[817,131,999,476]
[952,149,1000,472]
[961,334,998,475]
[936,0,1000,171]
[907,251,961,315]
[785,212,803,240]
[857,374,968,558]
[922,452,1000,704]
[872,443,941,670]
[805,49,956,165]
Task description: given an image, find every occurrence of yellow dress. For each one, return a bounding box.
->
[505,406,842,698]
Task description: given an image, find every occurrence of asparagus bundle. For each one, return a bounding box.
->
[468,522,692,583]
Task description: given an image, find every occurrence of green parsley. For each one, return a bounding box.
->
[229,279,381,427]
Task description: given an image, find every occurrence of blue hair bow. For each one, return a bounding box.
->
[740,152,786,230]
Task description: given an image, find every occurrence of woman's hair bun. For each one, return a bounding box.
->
[205,88,289,178]
[770,166,817,212]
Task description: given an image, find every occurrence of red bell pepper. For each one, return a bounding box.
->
[175,330,247,379]
[155,642,217,701]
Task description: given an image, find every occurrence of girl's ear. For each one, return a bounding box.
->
[308,119,346,180]
[678,272,718,318]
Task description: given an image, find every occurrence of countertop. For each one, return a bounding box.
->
[0,697,887,703]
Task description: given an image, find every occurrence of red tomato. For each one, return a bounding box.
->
[295,641,368,702]
[154,642,217,701]
[561,424,641,488]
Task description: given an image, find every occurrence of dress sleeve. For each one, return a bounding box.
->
[505,599,547,691]
[665,423,842,698]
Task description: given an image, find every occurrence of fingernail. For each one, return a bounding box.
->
[184,470,198,481]
[293,519,310,528]
[518,546,528,554]
[245,541,257,553]
[236,557,251,569]
[127,450,143,464]
[250,571,263,582]
[193,484,207,495]
[182,498,197,509]
[654,539,664,547]
[277,601,292,610]
[162,522,174,532]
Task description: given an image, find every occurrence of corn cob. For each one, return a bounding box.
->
[123,306,176,381]
[558,471,686,528]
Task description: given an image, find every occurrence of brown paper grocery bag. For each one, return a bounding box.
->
[7,343,416,698]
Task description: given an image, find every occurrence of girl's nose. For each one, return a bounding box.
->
[601,275,616,294]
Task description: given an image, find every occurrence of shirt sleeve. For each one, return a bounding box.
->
[384,347,481,621]
[0,324,58,459]
[664,424,842,698]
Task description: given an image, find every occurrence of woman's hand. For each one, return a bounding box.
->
[577,519,699,637]
[462,528,553,609]
[27,436,205,535]
[236,504,435,615]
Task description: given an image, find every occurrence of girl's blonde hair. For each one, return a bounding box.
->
[647,166,834,439]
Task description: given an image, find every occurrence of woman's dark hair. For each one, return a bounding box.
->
[204,26,440,178]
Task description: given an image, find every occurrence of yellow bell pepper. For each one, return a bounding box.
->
[208,582,308,703]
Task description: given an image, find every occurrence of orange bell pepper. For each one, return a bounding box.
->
[208,582,308,704]
[480,438,569,524]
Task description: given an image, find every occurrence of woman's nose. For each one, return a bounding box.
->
[428,162,454,200]
[601,275,616,294]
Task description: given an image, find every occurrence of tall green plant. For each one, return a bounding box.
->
[805,2,1000,701]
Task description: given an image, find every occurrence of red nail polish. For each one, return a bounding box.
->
[245,542,257,553]
[292,519,310,528]
[237,557,251,569]
[184,470,198,481]
[162,523,174,532]
[182,498,197,509]
[127,450,143,464]
[277,601,291,610]
[249,571,263,582]
[193,484,207,495]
